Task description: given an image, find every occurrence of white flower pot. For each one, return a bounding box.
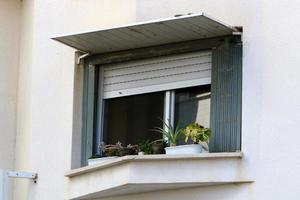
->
[88,157,117,166]
[165,144,203,155]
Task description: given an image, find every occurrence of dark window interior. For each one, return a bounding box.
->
[103,92,164,145]
[175,85,211,129]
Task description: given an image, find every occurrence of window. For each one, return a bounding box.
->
[82,40,242,164]
[103,92,164,145]
[95,51,212,153]
[175,85,211,129]
[102,85,211,148]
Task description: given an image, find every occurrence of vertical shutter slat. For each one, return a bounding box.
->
[82,64,96,165]
[210,41,242,152]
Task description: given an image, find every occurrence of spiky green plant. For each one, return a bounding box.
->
[152,120,183,146]
[138,139,153,154]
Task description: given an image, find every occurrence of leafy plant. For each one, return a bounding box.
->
[138,139,153,154]
[100,142,139,157]
[152,120,183,146]
[183,123,211,144]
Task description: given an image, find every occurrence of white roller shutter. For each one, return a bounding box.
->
[102,51,212,99]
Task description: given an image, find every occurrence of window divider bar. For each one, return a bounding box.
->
[164,90,175,136]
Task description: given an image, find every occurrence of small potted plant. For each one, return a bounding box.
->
[87,142,119,166]
[87,142,139,166]
[152,121,211,155]
[137,139,153,155]
[182,123,211,153]
[102,142,139,156]
[87,154,118,166]
[152,120,184,154]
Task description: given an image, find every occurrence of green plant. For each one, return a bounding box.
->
[152,120,183,146]
[101,142,124,156]
[183,123,211,144]
[138,139,153,154]
[88,154,101,159]
[100,142,139,157]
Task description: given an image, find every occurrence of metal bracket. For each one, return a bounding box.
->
[7,171,38,183]
[232,31,242,35]
[77,52,90,65]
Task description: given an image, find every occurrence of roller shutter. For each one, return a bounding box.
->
[102,51,212,99]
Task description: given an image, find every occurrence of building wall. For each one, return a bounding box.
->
[137,1,300,200]
[0,1,21,199]
[10,0,300,200]
[14,0,136,199]
[0,0,21,171]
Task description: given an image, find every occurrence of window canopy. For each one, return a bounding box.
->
[52,13,241,55]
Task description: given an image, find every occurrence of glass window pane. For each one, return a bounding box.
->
[103,92,164,145]
[175,85,211,129]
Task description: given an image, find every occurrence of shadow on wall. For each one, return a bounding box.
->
[102,183,252,200]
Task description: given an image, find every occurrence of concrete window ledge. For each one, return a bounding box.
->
[66,152,252,200]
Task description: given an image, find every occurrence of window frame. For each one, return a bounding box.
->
[81,36,242,166]
[97,86,212,154]
[94,64,212,157]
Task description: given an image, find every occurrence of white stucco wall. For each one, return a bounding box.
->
[14,0,136,199]
[8,0,300,200]
[0,1,21,199]
[0,0,21,171]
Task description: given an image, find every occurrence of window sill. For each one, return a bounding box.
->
[66,152,252,200]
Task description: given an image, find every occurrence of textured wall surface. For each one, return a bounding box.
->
[14,1,136,199]
[0,0,20,171]
[0,1,21,199]
[0,0,299,200]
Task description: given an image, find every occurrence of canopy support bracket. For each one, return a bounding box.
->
[77,52,90,65]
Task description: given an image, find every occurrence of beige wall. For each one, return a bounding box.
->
[14,0,136,199]
[0,0,21,170]
[101,184,250,200]
[13,0,35,198]
[0,1,21,199]
[2,0,300,200]
[136,1,300,200]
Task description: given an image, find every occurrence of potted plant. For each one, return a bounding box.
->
[182,123,211,153]
[87,154,118,166]
[102,142,139,156]
[152,121,211,155]
[87,142,120,166]
[137,139,153,155]
[152,120,184,154]
[87,142,139,166]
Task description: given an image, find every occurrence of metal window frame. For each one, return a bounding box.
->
[81,35,242,165]
[81,64,94,165]
[93,74,210,157]
[94,66,105,155]
[164,90,175,129]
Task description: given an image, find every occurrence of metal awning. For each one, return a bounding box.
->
[52,13,241,55]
